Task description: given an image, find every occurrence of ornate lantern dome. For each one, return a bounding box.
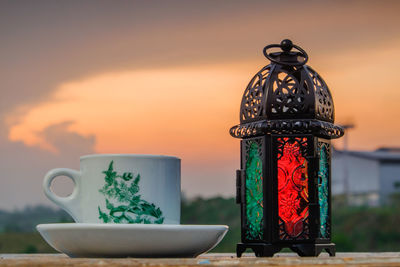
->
[230,39,344,139]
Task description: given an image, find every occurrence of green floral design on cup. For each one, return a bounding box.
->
[98,161,165,224]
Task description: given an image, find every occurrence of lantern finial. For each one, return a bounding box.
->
[263,39,308,66]
[280,39,293,52]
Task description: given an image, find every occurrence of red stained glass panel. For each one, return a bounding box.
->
[277,137,309,240]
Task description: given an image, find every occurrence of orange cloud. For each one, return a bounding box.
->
[7,64,254,163]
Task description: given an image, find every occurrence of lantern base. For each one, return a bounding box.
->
[237,243,336,257]
[237,243,281,257]
[291,243,336,257]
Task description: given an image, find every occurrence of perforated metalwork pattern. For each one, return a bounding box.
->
[269,68,311,117]
[240,66,270,122]
[306,66,334,122]
[239,64,335,124]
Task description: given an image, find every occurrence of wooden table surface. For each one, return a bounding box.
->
[1,253,400,266]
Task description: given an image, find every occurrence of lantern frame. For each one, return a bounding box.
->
[230,40,344,257]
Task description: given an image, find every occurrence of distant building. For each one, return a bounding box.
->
[332,148,400,206]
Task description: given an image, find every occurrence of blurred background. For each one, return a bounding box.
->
[1,0,400,253]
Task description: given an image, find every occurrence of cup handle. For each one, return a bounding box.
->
[43,168,82,222]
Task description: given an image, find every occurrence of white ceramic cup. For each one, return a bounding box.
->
[43,154,181,224]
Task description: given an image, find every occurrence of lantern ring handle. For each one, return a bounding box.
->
[263,42,308,66]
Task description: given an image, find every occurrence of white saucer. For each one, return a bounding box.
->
[37,223,228,258]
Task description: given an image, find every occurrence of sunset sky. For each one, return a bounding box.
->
[1,0,400,210]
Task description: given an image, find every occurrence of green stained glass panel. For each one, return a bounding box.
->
[245,141,264,240]
[318,143,329,238]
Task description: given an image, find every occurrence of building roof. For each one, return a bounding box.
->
[334,148,400,162]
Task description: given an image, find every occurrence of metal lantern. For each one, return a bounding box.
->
[230,39,344,257]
